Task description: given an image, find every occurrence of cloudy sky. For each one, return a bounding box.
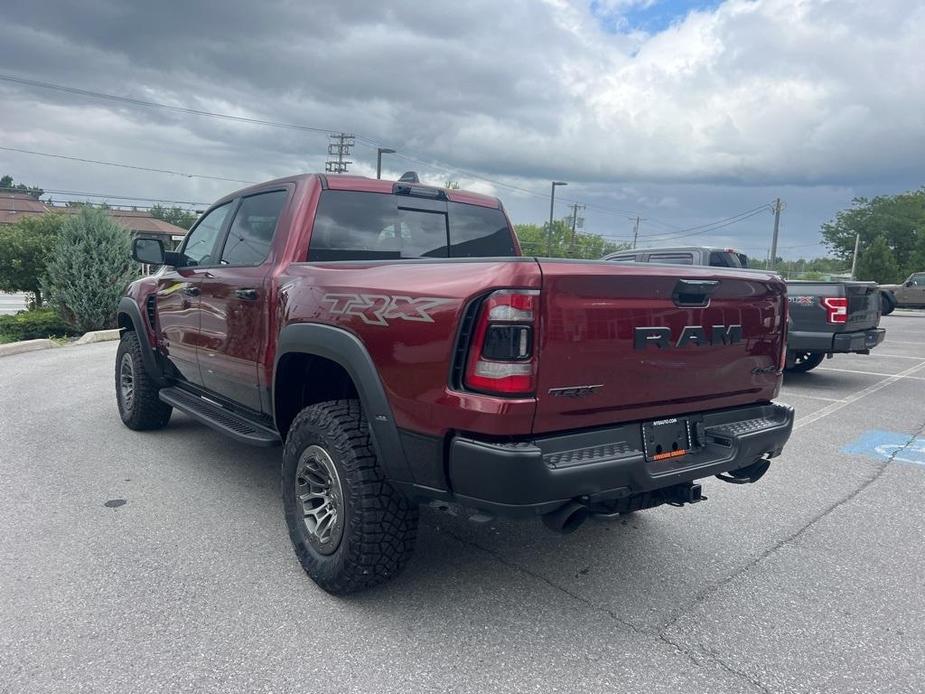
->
[1,0,923,260]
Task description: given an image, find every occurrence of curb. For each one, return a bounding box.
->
[73,329,121,345]
[0,329,121,358]
[0,339,57,357]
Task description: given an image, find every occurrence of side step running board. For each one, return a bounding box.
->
[159,387,281,447]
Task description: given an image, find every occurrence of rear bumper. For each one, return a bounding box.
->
[447,402,794,516]
[788,327,885,354]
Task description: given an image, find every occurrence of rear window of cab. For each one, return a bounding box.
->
[307,190,517,261]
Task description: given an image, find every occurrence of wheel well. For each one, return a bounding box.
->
[118,312,134,331]
[274,353,360,437]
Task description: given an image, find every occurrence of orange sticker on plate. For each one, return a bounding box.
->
[652,449,688,461]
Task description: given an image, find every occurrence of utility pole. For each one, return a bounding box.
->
[567,203,585,256]
[850,232,861,279]
[325,133,355,174]
[769,198,783,270]
[630,216,644,249]
[547,181,567,256]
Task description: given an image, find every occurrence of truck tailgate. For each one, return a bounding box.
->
[844,282,880,330]
[533,261,787,434]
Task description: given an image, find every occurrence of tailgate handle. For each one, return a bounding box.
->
[673,279,718,307]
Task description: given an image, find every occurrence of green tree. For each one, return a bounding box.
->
[821,188,925,278]
[515,219,628,259]
[43,208,136,331]
[855,235,902,284]
[150,204,198,230]
[0,213,65,307]
[1,174,44,199]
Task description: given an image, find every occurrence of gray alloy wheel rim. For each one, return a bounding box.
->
[119,352,135,411]
[296,445,345,555]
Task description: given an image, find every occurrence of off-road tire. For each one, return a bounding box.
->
[785,350,826,373]
[282,399,419,595]
[115,331,172,430]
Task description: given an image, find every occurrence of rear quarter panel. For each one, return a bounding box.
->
[276,259,541,437]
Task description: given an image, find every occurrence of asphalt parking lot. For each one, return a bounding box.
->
[1,312,923,694]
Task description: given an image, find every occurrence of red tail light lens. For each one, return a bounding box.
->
[464,289,539,395]
[822,297,848,324]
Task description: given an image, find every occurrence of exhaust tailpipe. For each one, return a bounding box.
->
[542,501,589,534]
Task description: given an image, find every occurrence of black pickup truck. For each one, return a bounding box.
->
[603,246,885,372]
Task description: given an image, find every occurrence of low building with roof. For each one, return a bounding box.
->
[0,191,188,245]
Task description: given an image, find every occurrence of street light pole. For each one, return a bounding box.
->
[850,232,861,280]
[547,181,567,256]
[376,148,396,179]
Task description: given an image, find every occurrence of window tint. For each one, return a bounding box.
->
[609,255,638,262]
[447,202,516,257]
[221,190,287,266]
[648,253,694,265]
[911,274,925,286]
[308,190,515,261]
[182,202,231,266]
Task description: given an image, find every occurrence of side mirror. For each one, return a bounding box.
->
[133,238,166,264]
[133,238,182,267]
[905,280,914,287]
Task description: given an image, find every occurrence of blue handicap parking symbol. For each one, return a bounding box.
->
[843,430,925,467]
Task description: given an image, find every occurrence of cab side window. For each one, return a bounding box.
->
[220,190,288,266]
[182,202,232,266]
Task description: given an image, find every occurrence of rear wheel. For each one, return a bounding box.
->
[282,399,418,595]
[115,331,172,430]
[880,292,895,315]
[786,350,826,373]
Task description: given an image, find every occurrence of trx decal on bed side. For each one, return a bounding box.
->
[320,293,452,326]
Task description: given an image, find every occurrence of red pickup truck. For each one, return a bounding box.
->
[118,173,794,594]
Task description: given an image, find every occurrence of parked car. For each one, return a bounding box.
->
[603,246,885,372]
[879,272,925,313]
[118,176,794,594]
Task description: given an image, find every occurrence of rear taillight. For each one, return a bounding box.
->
[779,299,789,371]
[464,289,539,395]
[822,297,848,324]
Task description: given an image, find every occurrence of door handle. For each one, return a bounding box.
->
[234,288,258,301]
[181,285,201,297]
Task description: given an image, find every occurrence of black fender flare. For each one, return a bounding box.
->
[274,323,412,484]
[117,297,165,384]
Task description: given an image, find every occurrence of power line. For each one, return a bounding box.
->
[0,73,337,136]
[0,145,256,184]
[0,73,785,236]
[0,185,209,208]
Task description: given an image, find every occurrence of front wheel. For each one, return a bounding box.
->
[785,350,826,373]
[115,331,172,430]
[282,400,418,595]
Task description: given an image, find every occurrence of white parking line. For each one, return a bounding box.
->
[782,392,846,403]
[870,353,925,360]
[794,360,925,430]
[815,367,925,380]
